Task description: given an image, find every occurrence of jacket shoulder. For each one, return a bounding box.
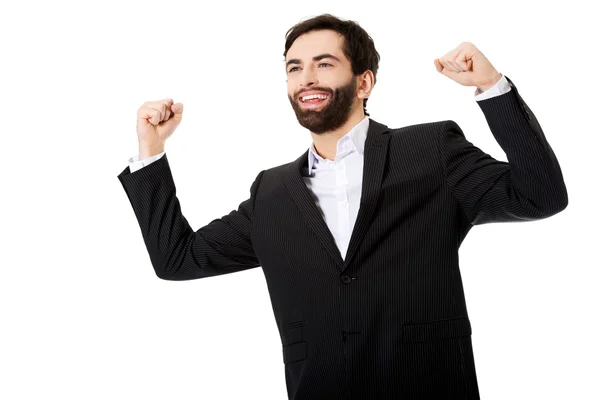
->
[387,120,460,136]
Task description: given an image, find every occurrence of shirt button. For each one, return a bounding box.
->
[341,275,352,284]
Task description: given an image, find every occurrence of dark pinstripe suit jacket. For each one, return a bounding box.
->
[118,75,568,399]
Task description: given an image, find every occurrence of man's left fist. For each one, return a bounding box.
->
[434,42,502,92]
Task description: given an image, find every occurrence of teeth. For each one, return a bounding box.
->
[301,94,329,102]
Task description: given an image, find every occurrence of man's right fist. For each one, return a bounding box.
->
[137,98,184,146]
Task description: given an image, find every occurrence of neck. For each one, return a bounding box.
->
[311,110,365,161]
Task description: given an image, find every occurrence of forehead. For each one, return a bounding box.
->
[286,30,346,62]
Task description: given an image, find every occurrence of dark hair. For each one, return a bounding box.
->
[283,14,380,116]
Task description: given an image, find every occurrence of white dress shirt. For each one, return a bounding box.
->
[128,75,512,259]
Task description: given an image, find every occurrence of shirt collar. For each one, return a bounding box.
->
[307,116,370,172]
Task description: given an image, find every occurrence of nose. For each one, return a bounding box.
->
[299,66,318,88]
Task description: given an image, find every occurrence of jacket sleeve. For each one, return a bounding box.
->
[437,75,568,226]
[117,153,265,280]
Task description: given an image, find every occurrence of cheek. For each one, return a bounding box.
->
[288,91,299,102]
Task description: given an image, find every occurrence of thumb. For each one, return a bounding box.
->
[171,102,184,122]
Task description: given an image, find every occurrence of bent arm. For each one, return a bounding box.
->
[117,153,264,280]
[437,76,568,225]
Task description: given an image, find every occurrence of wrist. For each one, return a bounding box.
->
[477,72,503,92]
[139,141,165,160]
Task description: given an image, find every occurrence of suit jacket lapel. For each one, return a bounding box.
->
[283,118,391,272]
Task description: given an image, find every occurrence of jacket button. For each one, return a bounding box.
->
[341,275,352,284]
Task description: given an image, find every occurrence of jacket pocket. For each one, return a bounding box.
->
[402,316,471,343]
[282,341,307,364]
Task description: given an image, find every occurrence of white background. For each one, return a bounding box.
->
[1,0,598,399]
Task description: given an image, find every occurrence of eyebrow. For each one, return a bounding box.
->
[285,53,341,69]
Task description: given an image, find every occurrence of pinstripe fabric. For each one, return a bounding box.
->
[117,75,568,399]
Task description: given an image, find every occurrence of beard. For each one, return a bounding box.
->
[288,77,357,134]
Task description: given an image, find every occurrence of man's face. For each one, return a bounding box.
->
[286,30,359,134]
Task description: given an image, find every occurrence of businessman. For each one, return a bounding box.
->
[118,14,568,400]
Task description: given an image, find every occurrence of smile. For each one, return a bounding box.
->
[299,95,330,108]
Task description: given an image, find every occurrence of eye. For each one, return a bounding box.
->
[287,63,333,73]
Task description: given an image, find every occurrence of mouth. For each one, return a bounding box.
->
[298,94,330,109]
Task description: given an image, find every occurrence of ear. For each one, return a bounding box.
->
[356,70,374,100]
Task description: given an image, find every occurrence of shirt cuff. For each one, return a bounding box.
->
[474,74,511,101]
[128,151,166,173]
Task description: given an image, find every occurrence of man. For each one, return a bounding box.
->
[117,13,568,400]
